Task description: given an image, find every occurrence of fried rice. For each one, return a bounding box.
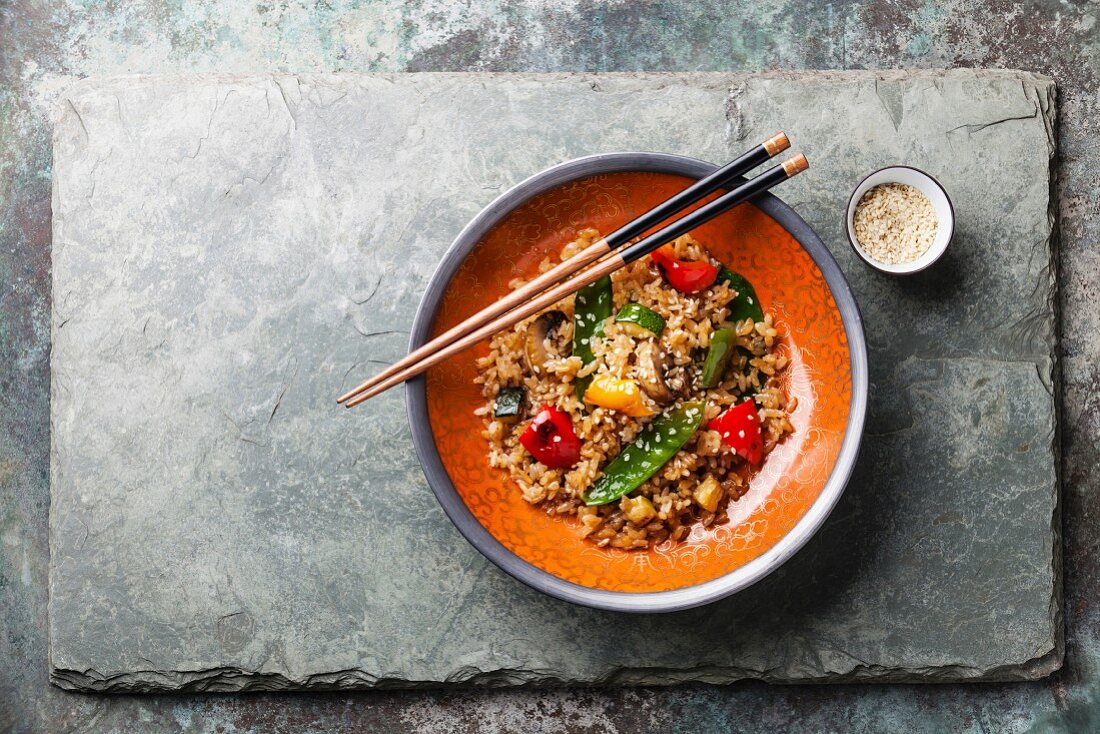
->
[475,228,792,550]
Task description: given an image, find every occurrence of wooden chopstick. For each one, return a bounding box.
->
[337,132,790,406]
[343,153,808,408]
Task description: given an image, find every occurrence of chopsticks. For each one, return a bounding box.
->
[338,133,790,407]
[339,134,792,408]
[340,151,808,408]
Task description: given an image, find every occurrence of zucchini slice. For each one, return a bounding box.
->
[614,302,666,338]
[493,387,525,423]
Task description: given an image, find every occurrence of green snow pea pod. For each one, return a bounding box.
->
[582,400,707,506]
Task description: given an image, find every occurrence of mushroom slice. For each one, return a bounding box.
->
[635,340,674,403]
[524,310,568,371]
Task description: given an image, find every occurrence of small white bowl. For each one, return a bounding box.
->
[845,166,954,275]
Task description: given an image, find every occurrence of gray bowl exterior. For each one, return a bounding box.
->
[407,152,869,613]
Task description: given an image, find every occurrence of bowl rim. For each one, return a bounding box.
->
[406,151,869,613]
[844,164,956,275]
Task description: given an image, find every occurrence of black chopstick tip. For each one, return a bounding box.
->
[764,132,790,156]
[782,153,809,177]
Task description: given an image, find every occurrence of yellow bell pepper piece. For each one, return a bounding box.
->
[583,374,653,417]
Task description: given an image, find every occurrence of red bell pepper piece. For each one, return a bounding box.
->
[708,400,764,465]
[650,245,719,294]
[519,405,582,469]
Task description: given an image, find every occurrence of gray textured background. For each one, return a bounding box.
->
[47,71,1058,692]
[3,1,1100,732]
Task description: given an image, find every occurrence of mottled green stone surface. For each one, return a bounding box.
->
[3,1,1100,732]
[46,70,1059,694]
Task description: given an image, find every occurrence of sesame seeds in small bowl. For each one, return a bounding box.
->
[845,166,954,275]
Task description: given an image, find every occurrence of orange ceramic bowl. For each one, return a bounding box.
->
[407,153,867,612]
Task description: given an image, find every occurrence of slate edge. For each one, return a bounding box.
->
[1040,71,1065,680]
[46,69,1061,692]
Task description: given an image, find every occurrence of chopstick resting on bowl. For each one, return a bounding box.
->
[341,152,809,408]
[338,133,792,407]
[339,133,790,407]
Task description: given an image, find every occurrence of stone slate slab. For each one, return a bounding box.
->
[48,70,1059,692]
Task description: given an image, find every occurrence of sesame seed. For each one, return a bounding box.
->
[854,183,938,265]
